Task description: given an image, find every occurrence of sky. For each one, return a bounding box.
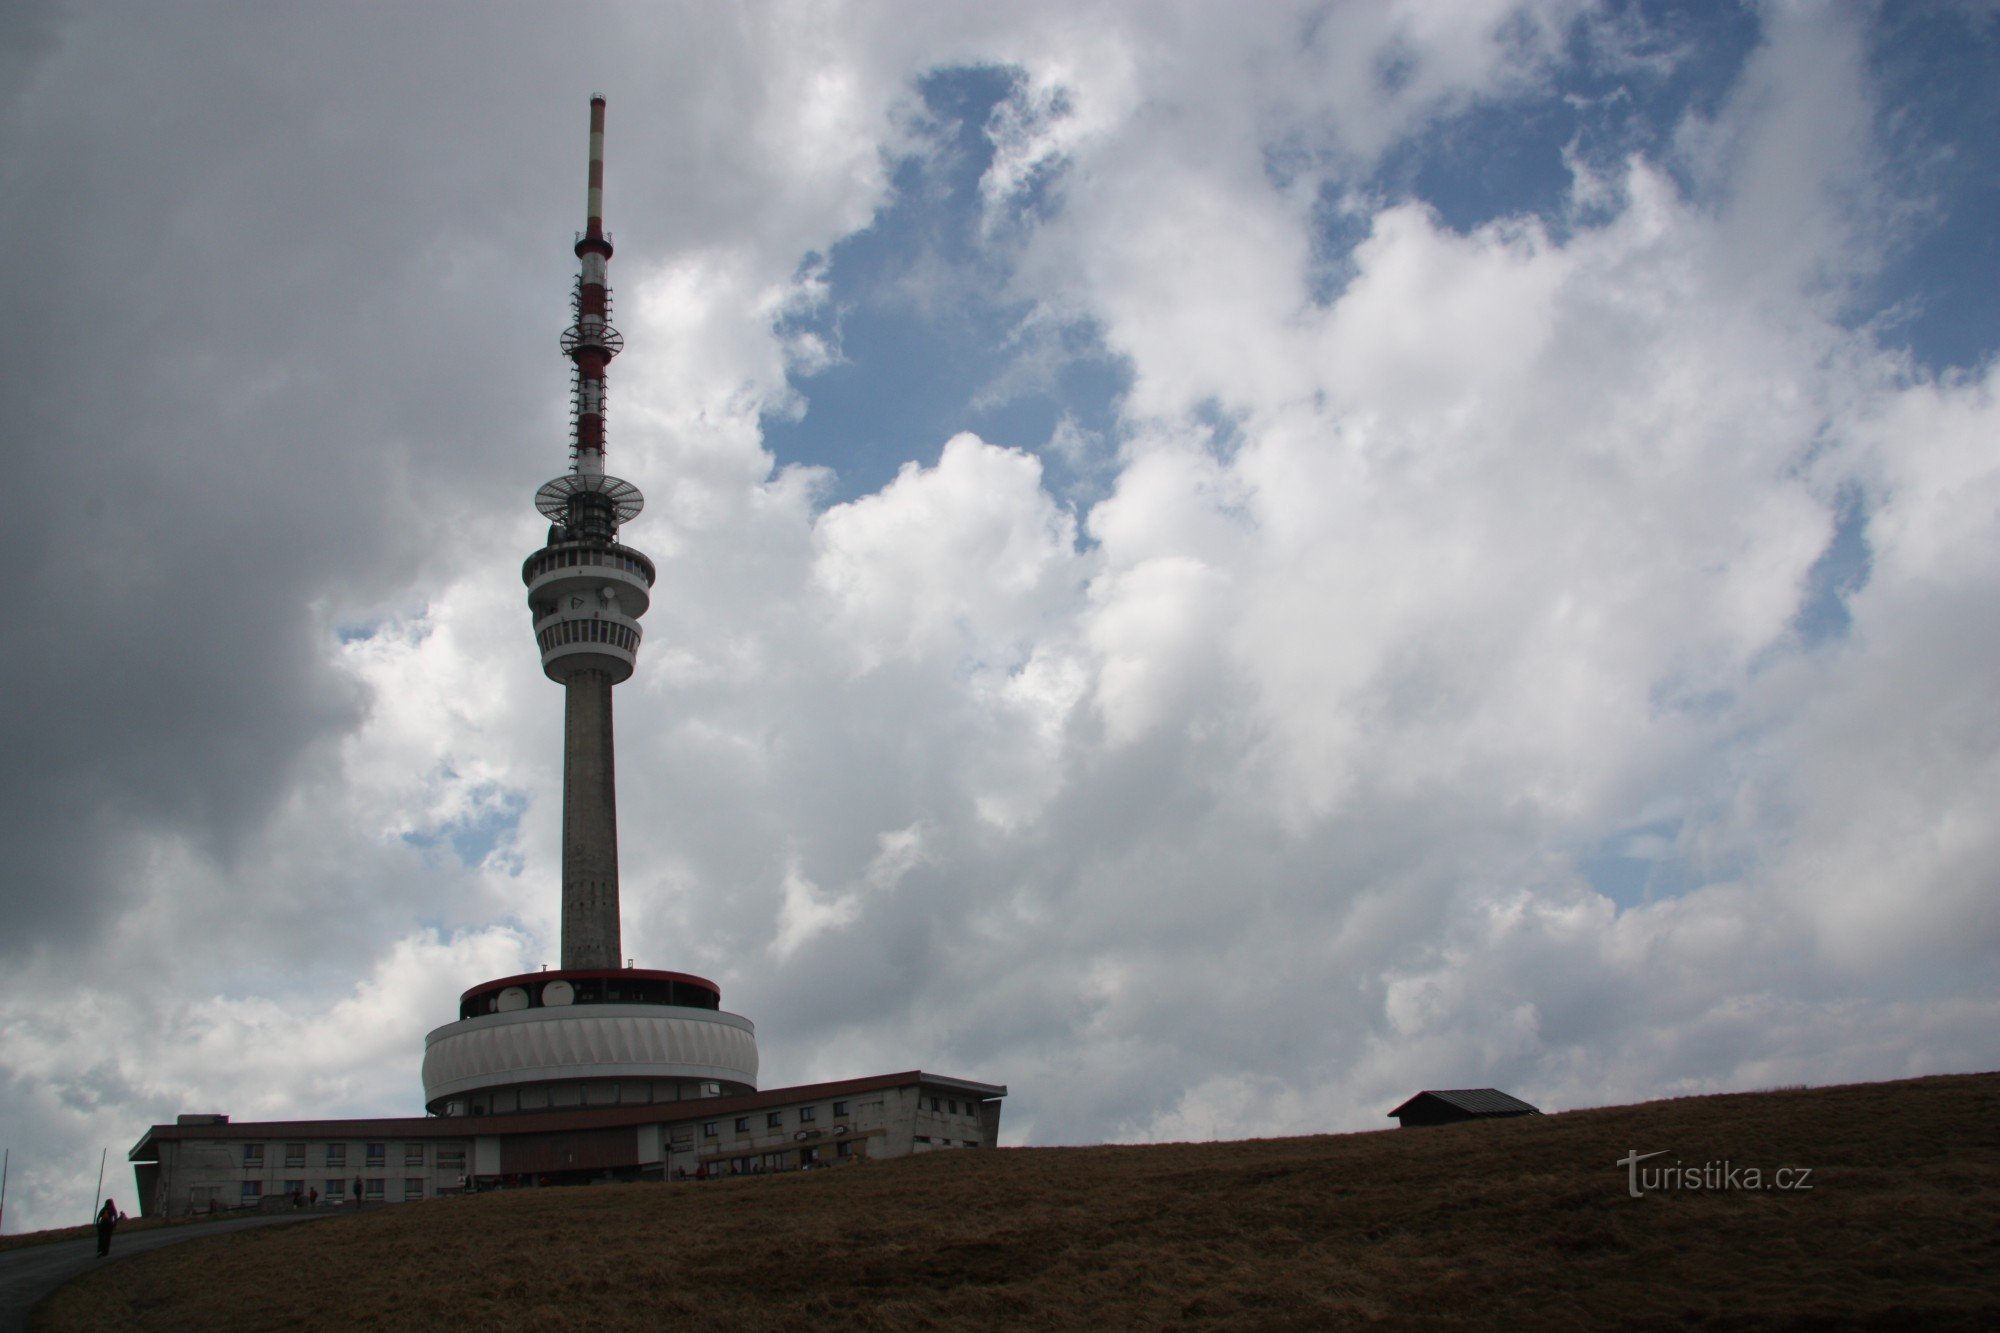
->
[1,0,1995,1231]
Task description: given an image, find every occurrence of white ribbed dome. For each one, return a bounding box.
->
[422,1005,757,1109]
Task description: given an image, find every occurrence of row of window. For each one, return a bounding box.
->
[701,1100,851,1139]
[526,546,653,582]
[244,1144,463,1169]
[537,618,639,653]
[454,1079,719,1116]
[926,1096,981,1117]
[705,1141,859,1174]
[246,1179,427,1201]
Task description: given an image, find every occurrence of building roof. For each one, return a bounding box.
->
[131,1069,1006,1161]
[1386,1088,1541,1118]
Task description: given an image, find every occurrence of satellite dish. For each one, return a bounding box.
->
[542,979,575,1007]
[497,987,529,1012]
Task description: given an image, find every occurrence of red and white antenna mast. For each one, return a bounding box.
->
[537,95,638,531]
[568,95,618,476]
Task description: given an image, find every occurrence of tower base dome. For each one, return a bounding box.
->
[422,969,758,1116]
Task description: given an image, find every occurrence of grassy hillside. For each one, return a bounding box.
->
[35,1072,2000,1329]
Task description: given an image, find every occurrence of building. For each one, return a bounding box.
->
[1386,1089,1540,1128]
[132,1072,1003,1213]
[128,98,1003,1216]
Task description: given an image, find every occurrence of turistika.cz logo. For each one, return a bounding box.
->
[1617,1150,1814,1197]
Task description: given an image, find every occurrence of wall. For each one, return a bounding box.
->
[139,1135,472,1218]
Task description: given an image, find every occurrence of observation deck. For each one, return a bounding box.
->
[524,539,654,683]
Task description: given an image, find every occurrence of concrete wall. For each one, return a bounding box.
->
[139,1135,473,1218]
[909,1085,998,1152]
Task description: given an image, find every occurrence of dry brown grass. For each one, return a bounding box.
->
[34,1072,2000,1330]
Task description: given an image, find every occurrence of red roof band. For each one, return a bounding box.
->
[459,967,722,1007]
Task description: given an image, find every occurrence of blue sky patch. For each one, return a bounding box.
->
[1792,488,1872,649]
[1578,815,1693,907]
[762,66,1128,506]
[401,782,528,872]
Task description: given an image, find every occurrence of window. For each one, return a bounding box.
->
[284,1143,305,1168]
[948,1100,959,1114]
[799,1106,817,1123]
[836,1141,852,1159]
[405,1144,424,1166]
[734,1118,749,1133]
[365,1143,385,1167]
[326,1144,347,1166]
[284,1179,304,1197]
[928,1097,942,1112]
[365,1179,385,1200]
[767,1112,783,1128]
[832,1101,849,1117]
[436,1147,466,1171]
[702,1122,718,1138]
[404,1178,424,1200]
[243,1144,264,1165]
[241,1181,261,1201]
[325,1179,346,1199]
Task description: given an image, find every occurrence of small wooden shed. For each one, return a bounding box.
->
[1387,1088,1541,1128]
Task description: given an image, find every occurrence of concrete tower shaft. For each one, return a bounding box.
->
[562,669,621,969]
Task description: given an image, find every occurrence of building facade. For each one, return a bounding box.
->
[132,1072,1003,1216]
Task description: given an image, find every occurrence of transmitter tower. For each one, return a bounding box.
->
[421,98,758,1118]
[530,93,646,971]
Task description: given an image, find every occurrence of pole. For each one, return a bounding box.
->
[92,1147,106,1221]
[2,1148,10,1232]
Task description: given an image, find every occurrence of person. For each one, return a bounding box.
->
[95,1197,118,1258]
[308,1186,318,1207]
[353,1175,363,1206]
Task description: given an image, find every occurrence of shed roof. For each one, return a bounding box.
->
[1386,1088,1541,1118]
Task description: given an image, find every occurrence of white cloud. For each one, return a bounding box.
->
[813,433,1081,670]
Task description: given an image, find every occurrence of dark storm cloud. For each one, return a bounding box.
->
[0,5,586,955]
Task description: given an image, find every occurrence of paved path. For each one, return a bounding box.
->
[0,1211,341,1332]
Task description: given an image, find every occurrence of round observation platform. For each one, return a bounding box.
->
[524,539,653,684]
[421,968,758,1117]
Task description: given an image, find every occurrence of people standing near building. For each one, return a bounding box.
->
[308,1185,318,1208]
[353,1175,363,1207]
[94,1197,118,1257]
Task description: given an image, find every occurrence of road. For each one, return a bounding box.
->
[0,1210,341,1332]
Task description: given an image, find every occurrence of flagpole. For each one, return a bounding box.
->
[92,1147,107,1221]
[1,1148,10,1233]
